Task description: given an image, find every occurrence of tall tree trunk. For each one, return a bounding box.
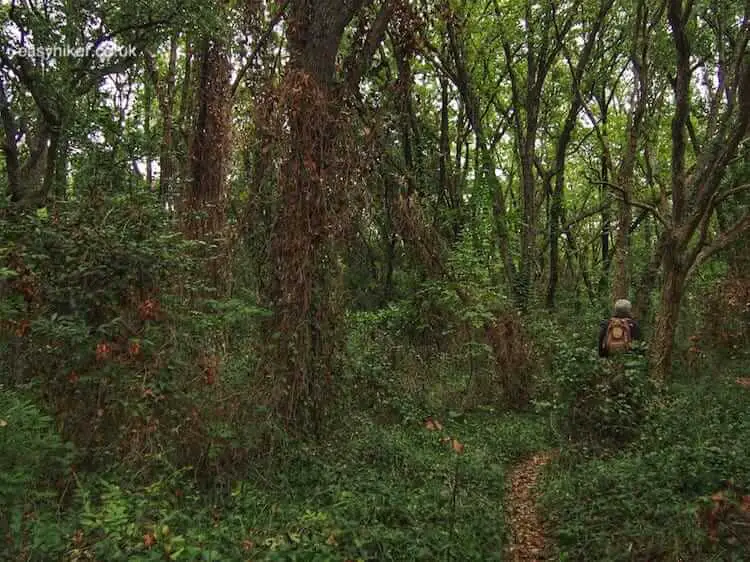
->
[0,82,22,203]
[595,84,613,292]
[647,0,750,379]
[383,177,397,302]
[144,81,153,189]
[650,242,686,380]
[445,14,517,291]
[185,38,231,237]
[502,0,572,310]
[267,0,386,431]
[145,36,178,201]
[612,0,652,301]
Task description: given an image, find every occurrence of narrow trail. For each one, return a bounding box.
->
[504,450,556,561]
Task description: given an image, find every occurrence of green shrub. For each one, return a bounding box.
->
[0,194,270,482]
[545,340,652,450]
[540,375,750,560]
[0,390,75,560]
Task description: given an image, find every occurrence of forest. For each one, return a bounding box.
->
[1,0,749,560]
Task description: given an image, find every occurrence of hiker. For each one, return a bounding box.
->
[598,299,641,357]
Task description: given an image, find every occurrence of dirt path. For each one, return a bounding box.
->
[504,450,556,561]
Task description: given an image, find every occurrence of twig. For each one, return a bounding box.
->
[230,0,290,98]
[594,180,668,226]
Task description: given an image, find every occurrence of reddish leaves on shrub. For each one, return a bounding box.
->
[15,319,30,337]
[425,418,465,455]
[700,484,750,544]
[138,298,160,321]
[200,355,220,385]
[143,532,156,548]
[424,417,443,431]
[96,342,111,361]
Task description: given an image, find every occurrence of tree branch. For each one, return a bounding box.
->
[688,213,750,278]
[595,181,668,226]
[0,80,22,201]
[231,0,290,98]
[345,0,395,90]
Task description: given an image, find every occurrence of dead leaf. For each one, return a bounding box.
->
[326,534,337,546]
[72,529,84,545]
[0,419,7,428]
[143,532,156,548]
[505,450,557,561]
[451,439,465,455]
[424,417,444,431]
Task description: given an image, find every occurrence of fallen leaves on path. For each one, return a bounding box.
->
[505,450,556,562]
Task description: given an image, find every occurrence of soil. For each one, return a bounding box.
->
[504,450,556,561]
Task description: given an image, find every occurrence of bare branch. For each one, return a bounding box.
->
[231,0,290,98]
[689,213,750,277]
[595,180,668,226]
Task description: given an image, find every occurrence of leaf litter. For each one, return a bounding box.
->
[505,450,556,561]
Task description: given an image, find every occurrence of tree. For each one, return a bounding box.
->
[544,0,614,308]
[648,0,750,379]
[265,0,394,430]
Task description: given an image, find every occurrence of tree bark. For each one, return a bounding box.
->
[267,0,387,431]
[0,81,22,203]
[185,37,232,237]
[612,0,650,301]
[650,242,686,381]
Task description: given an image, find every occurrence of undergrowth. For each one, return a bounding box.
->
[2,404,551,561]
[540,364,750,561]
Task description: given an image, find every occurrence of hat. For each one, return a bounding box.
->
[614,299,632,316]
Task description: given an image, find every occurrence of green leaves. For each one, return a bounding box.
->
[0,390,75,559]
[540,369,750,560]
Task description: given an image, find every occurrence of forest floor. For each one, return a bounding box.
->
[505,450,557,561]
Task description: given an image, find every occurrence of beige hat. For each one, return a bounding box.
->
[614,299,632,316]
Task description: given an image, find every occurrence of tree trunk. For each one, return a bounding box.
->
[611,0,649,301]
[0,82,22,203]
[650,248,686,380]
[267,0,375,432]
[185,37,231,237]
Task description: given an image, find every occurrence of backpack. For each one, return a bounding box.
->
[605,317,632,353]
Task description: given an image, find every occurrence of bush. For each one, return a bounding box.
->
[0,390,75,560]
[540,376,750,560]
[0,194,270,482]
[545,341,652,450]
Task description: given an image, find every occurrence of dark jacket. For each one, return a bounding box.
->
[598,315,640,357]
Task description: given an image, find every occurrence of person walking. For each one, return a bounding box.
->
[599,299,641,357]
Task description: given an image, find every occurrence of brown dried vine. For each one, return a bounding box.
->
[183,39,232,236]
[259,69,368,432]
[180,38,233,290]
